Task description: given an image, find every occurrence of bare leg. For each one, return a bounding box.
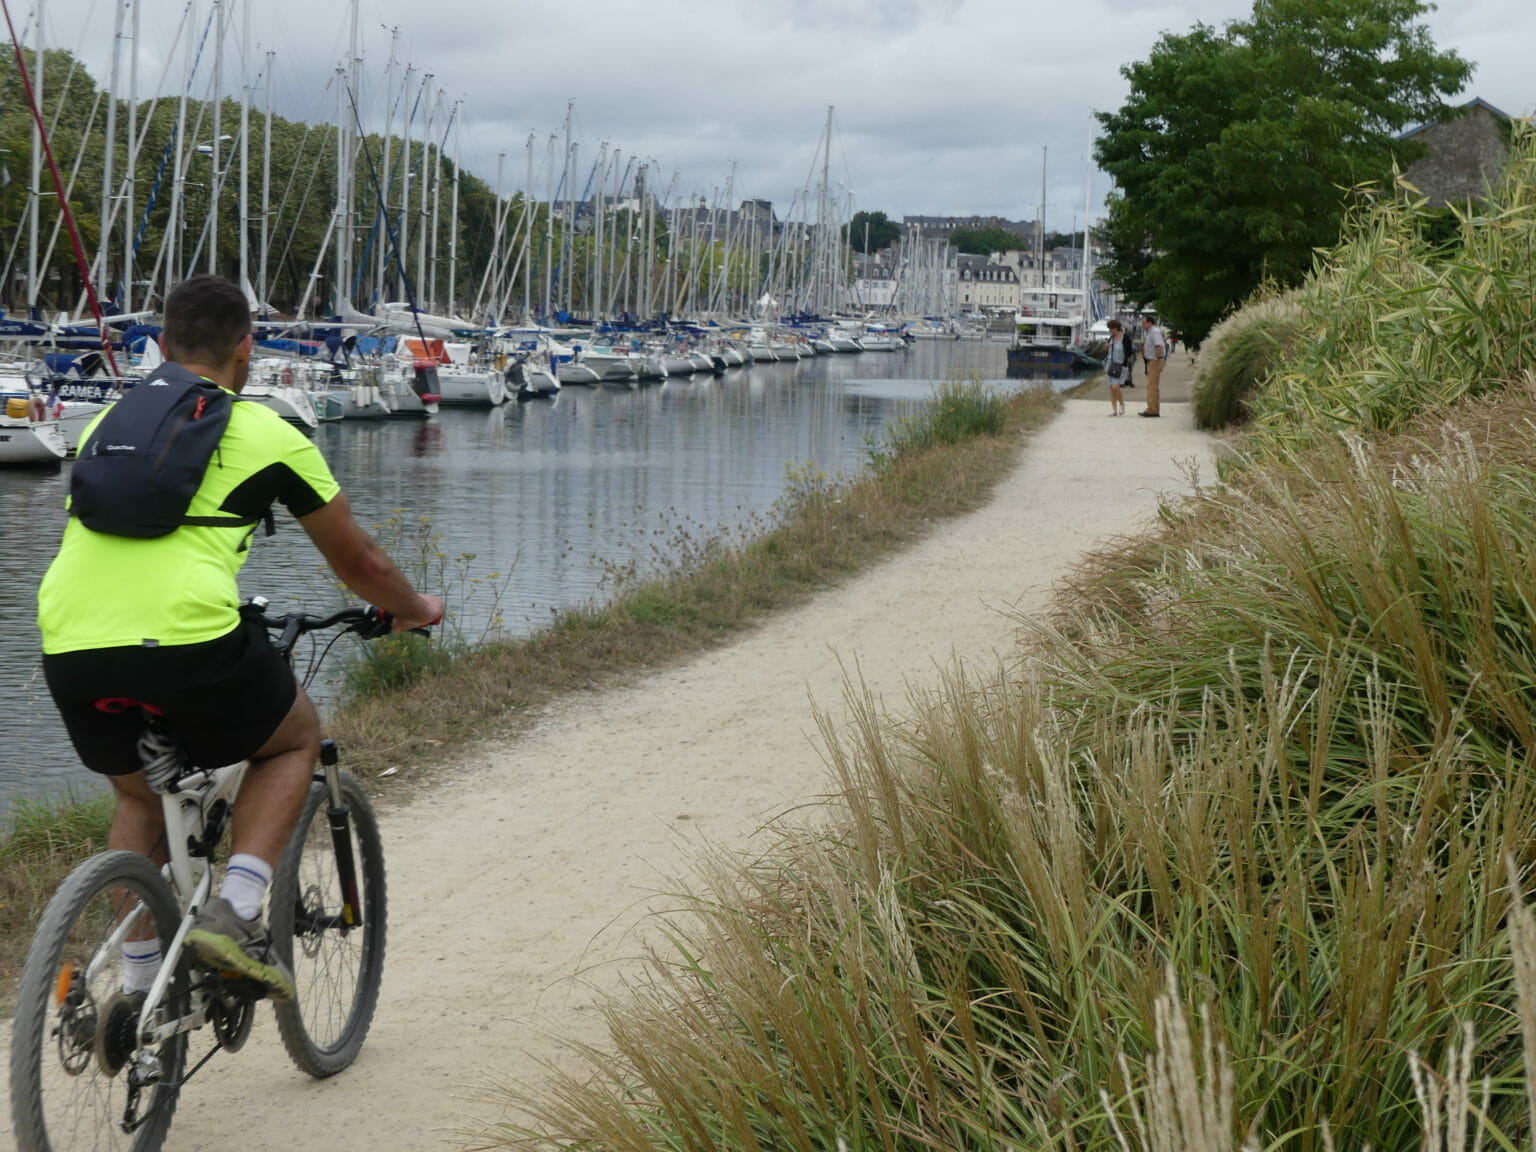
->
[107,772,169,944]
[229,688,321,870]
[107,771,167,862]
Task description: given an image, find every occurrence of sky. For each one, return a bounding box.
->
[11,0,1534,235]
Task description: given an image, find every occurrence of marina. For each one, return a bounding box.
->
[0,340,1081,815]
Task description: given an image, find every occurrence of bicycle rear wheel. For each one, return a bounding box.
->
[10,850,187,1152]
[270,769,387,1077]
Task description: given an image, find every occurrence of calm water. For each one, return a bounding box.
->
[0,339,1047,813]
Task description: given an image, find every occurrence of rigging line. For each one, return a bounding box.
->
[138,3,218,293]
[5,25,88,305]
[269,122,327,307]
[0,0,119,377]
[87,1,193,309]
[124,1,200,270]
[344,80,432,347]
[40,87,107,302]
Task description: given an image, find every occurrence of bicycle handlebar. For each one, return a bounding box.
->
[246,596,433,656]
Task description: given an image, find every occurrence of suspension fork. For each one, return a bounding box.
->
[319,740,364,930]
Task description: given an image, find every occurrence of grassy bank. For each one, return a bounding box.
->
[0,380,1056,998]
[471,131,1536,1150]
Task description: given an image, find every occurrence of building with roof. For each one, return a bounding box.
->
[1397,98,1515,207]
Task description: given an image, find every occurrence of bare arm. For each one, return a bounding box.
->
[298,493,444,631]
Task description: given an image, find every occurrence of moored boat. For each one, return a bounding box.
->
[0,405,67,464]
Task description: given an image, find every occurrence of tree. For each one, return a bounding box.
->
[1093,0,1470,344]
[1043,231,1085,251]
[949,227,1023,255]
[848,210,900,253]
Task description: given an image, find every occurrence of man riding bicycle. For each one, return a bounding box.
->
[37,274,443,1003]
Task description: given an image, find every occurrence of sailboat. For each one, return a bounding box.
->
[1006,147,1099,375]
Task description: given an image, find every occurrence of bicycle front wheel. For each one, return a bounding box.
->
[10,849,187,1152]
[270,769,387,1077]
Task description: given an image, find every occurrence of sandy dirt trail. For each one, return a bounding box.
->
[4,380,1213,1152]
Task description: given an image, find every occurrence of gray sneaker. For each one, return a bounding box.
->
[184,896,295,1003]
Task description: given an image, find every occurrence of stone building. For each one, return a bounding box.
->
[956,254,1019,313]
[1397,98,1513,207]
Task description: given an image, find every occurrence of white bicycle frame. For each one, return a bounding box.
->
[119,760,249,1046]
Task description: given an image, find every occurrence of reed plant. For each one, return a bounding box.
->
[867,379,1012,470]
[330,511,515,700]
[1247,125,1536,455]
[1189,288,1304,430]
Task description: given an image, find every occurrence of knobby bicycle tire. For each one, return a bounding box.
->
[270,770,387,1077]
[10,850,188,1152]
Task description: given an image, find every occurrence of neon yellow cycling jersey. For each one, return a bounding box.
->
[38,388,340,654]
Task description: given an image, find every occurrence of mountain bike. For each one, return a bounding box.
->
[9,599,418,1152]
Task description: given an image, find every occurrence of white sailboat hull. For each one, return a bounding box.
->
[0,414,67,463]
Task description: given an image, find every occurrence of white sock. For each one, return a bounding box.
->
[122,939,162,994]
[221,853,273,921]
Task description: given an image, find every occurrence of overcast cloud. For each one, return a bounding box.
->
[16,0,1534,233]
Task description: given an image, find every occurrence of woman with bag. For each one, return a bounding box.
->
[1105,319,1127,416]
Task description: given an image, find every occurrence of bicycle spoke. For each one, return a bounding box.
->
[11,851,185,1152]
[272,771,386,1078]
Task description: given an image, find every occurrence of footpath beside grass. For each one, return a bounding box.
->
[0,380,1057,998]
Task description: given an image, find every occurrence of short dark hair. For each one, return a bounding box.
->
[1107,319,1122,332]
[162,274,250,366]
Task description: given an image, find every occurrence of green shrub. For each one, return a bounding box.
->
[1190,288,1304,429]
[871,379,1011,470]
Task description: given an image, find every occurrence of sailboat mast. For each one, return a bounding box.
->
[416,76,435,313]
[208,0,224,275]
[122,0,138,311]
[259,48,273,311]
[522,134,534,321]
[335,0,361,314]
[26,0,43,311]
[1036,145,1046,288]
[447,100,461,317]
[375,28,400,310]
[238,0,251,298]
[98,0,124,302]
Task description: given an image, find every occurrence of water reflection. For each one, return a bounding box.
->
[0,340,1067,811]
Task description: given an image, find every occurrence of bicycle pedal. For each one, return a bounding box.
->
[215,972,270,999]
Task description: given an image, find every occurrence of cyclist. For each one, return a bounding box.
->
[37,274,443,1002]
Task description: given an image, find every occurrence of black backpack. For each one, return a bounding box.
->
[71,363,267,539]
[1122,331,1135,363]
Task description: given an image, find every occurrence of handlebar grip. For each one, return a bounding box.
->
[353,606,395,640]
[355,605,437,639]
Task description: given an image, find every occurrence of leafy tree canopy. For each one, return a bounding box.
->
[848,210,901,253]
[1093,0,1471,343]
[949,227,1024,255]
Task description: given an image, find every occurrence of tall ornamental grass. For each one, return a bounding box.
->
[1189,288,1304,430]
[1248,125,1536,455]
[476,393,1536,1152]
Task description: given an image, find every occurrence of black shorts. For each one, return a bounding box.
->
[43,614,298,777]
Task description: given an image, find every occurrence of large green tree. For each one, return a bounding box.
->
[949,227,1023,255]
[848,209,900,253]
[1093,0,1470,343]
